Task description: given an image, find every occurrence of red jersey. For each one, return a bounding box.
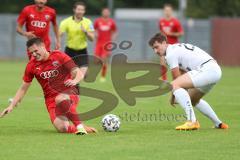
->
[17,5,56,50]
[23,51,77,99]
[159,17,183,44]
[94,18,117,43]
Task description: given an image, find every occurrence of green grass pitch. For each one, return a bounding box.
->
[0,61,239,160]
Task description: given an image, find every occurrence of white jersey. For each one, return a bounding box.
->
[165,43,214,71]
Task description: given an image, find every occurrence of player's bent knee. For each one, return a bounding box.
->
[55,125,68,133]
[55,94,70,105]
[171,81,180,91]
[53,117,69,133]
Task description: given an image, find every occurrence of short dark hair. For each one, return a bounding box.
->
[73,1,86,9]
[148,33,167,46]
[163,3,174,9]
[26,37,44,48]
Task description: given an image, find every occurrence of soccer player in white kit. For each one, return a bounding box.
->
[149,33,228,130]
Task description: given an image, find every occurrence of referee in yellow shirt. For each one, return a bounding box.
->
[59,1,94,75]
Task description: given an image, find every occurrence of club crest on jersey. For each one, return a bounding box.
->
[30,14,35,18]
[52,61,59,67]
[45,14,50,20]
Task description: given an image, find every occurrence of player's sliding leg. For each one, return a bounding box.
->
[53,116,77,133]
[171,73,200,130]
[188,88,228,129]
[55,94,97,135]
[55,94,87,135]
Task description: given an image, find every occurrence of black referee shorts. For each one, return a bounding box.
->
[64,47,89,67]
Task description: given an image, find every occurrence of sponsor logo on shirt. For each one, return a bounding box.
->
[30,14,35,18]
[163,26,171,32]
[31,20,47,28]
[52,61,59,67]
[100,25,110,31]
[40,70,59,79]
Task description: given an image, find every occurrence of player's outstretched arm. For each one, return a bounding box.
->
[0,82,31,118]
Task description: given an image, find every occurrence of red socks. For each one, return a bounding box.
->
[67,125,77,133]
[101,64,107,78]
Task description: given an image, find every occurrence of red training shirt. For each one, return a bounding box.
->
[94,17,117,43]
[159,17,183,44]
[23,51,78,99]
[17,5,56,50]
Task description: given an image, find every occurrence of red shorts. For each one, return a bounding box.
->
[94,42,111,59]
[45,95,79,123]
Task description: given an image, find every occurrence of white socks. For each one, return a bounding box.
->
[195,99,222,127]
[173,88,196,122]
[173,88,222,126]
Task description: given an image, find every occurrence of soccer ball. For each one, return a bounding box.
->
[102,114,121,132]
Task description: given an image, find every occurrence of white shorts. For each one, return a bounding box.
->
[187,60,222,93]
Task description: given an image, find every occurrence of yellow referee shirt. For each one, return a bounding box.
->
[59,16,94,50]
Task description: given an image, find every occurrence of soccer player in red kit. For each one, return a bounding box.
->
[94,8,118,82]
[0,38,96,135]
[159,4,184,80]
[16,0,60,58]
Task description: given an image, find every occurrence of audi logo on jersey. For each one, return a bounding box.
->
[40,70,59,79]
[31,21,47,28]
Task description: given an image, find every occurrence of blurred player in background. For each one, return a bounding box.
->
[0,38,97,135]
[16,0,60,59]
[159,4,184,80]
[59,1,94,76]
[149,33,228,130]
[94,8,118,82]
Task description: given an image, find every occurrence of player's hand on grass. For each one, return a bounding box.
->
[0,106,14,118]
[24,31,36,39]
[64,79,78,87]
